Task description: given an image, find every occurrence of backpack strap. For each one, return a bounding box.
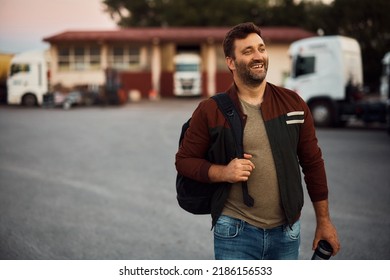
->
[211,94,254,208]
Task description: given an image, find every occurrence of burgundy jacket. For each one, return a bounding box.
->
[175,83,328,226]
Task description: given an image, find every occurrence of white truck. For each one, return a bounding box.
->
[7,50,49,106]
[284,35,387,127]
[173,53,202,97]
[6,50,105,108]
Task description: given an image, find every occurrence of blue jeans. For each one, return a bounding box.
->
[214,215,300,260]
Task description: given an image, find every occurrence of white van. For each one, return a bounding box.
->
[173,53,202,97]
[7,50,49,106]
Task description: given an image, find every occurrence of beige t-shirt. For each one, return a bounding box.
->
[222,99,286,229]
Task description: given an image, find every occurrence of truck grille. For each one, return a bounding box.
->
[180,78,194,90]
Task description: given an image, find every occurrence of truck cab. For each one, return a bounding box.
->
[284,36,364,126]
[7,50,49,106]
[173,53,202,97]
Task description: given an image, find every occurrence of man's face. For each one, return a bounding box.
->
[228,33,269,87]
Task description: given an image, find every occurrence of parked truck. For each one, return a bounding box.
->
[7,50,49,106]
[173,53,202,97]
[284,35,387,127]
[6,50,125,108]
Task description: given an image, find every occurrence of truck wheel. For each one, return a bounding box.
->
[22,94,37,107]
[309,101,334,127]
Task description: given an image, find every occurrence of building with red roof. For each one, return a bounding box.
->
[43,27,315,98]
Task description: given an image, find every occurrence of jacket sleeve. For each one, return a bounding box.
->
[297,101,329,202]
[175,99,215,183]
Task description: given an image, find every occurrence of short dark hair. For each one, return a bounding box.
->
[222,22,263,59]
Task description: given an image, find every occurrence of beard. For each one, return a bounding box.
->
[234,58,268,87]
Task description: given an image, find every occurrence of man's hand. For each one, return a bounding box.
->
[312,200,341,256]
[208,153,255,183]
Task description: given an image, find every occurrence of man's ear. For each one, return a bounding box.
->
[226,56,235,71]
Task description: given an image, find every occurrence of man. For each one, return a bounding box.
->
[175,22,340,260]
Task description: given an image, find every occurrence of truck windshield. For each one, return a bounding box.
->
[293,55,315,78]
[10,63,30,76]
[176,64,199,72]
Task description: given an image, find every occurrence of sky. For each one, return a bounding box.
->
[0,0,117,54]
[0,0,335,54]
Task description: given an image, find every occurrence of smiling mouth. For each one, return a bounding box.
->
[250,63,264,69]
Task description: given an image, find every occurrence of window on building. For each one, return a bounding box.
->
[128,48,140,65]
[57,46,101,71]
[90,46,101,70]
[112,47,124,68]
[58,47,70,70]
[109,46,141,70]
[74,47,85,70]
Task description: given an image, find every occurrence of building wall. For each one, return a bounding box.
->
[49,45,106,89]
[48,41,291,98]
[266,43,291,86]
[121,72,151,98]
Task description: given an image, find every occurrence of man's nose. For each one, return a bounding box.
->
[253,49,263,59]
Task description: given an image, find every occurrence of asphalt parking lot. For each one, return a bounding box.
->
[0,99,389,260]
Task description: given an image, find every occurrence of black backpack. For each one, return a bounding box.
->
[176,93,254,214]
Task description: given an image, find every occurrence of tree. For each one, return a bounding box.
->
[102,0,266,27]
